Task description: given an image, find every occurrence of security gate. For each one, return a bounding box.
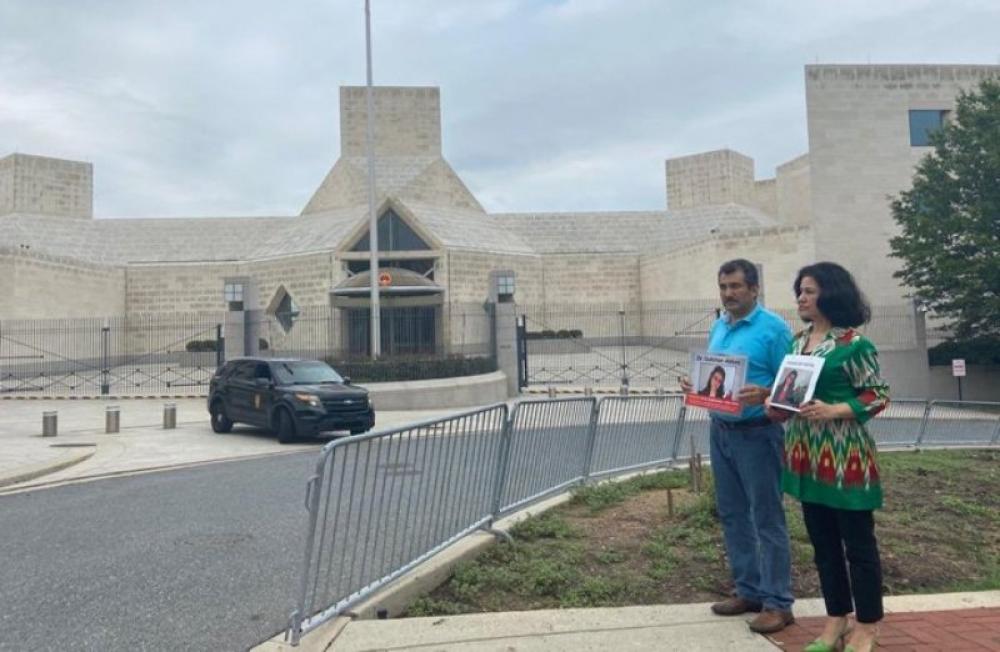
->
[516,301,719,389]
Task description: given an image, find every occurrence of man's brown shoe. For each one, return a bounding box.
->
[748,609,795,634]
[710,596,763,616]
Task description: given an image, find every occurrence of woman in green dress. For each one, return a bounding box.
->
[767,262,890,652]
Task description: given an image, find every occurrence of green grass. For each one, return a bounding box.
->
[404,450,1000,617]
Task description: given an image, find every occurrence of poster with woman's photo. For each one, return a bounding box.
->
[684,352,748,415]
[769,355,825,412]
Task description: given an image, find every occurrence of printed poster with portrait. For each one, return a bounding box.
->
[684,351,748,415]
[769,355,825,412]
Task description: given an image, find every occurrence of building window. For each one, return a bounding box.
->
[350,209,431,252]
[224,283,244,311]
[908,110,949,147]
[267,286,300,334]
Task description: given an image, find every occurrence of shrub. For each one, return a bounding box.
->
[928,337,1000,366]
[324,355,497,382]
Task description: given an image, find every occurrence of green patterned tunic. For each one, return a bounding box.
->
[781,326,890,511]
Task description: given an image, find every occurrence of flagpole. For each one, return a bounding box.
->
[364,0,381,359]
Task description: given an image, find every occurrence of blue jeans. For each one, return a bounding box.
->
[709,420,793,611]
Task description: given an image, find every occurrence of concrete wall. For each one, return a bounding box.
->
[0,154,92,218]
[805,64,1000,304]
[340,86,441,157]
[639,226,815,310]
[665,149,754,210]
[928,365,1000,402]
[0,249,124,318]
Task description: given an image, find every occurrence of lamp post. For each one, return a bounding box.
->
[364,0,381,359]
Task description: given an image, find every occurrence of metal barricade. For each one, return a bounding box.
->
[918,400,1000,447]
[285,395,1000,647]
[494,397,596,517]
[674,405,711,460]
[288,403,508,646]
[865,399,927,448]
[588,395,684,480]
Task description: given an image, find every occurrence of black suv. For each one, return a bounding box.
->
[207,358,375,443]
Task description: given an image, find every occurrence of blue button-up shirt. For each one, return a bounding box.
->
[706,303,792,421]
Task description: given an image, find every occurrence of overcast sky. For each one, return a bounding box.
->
[1,1,998,218]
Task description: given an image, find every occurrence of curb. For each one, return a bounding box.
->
[0,447,97,489]
[0,449,310,494]
[1,394,206,400]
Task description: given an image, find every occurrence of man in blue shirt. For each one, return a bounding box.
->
[681,258,794,634]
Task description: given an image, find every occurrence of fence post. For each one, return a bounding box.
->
[100,322,111,395]
[216,323,224,368]
[915,400,933,446]
[990,415,1000,446]
[618,305,629,392]
[671,403,687,460]
[580,397,601,482]
[489,407,515,521]
[515,315,528,390]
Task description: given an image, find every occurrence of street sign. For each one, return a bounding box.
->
[952,358,966,377]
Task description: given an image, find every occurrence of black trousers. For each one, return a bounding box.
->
[801,501,884,623]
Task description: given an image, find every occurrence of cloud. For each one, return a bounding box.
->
[1,0,999,218]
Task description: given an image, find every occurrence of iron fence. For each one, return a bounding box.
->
[518,301,922,388]
[0,314,223,396]
[286,396,1000,645]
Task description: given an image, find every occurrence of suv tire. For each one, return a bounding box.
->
[275,408,297,444]
[210,400,234,433]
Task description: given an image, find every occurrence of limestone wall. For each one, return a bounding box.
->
[665,149,754,210]
[806,64,1000,303]
[639,226,815,310]
[0,249,124,318]
[0,154,92,218]
[775,154,811,226]
[541,253,641,306]
[750,179,777,216]
[340,86,441,157]
[440,250,544,305]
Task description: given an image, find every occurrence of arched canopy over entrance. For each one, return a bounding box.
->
[330,267,444,357]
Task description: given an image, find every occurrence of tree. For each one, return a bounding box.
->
[889,78,1000,341]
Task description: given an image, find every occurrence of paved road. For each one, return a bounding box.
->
[0,453,318,652]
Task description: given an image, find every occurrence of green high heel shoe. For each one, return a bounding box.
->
[803,619,851,652]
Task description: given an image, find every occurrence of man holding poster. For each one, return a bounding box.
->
[680,259,794,634]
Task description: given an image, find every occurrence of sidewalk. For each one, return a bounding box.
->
[0,397,455,490]
[307,592,1000,651]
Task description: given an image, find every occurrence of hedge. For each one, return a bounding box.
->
[927,337,1000,366]
[325,355,497,382]
[525,329,583,340]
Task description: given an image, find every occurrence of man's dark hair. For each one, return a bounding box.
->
[794,261,872,327]
[718,259,759,288]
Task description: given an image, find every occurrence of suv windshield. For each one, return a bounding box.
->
[271,361,344,385]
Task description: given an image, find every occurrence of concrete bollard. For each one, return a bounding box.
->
[105,406,120,434]
[42,411,58,437]
[584,386,593,397]
[163,403,177,429]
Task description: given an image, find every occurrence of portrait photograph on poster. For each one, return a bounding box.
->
[684,351,748,415]
[769,355,825,412]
